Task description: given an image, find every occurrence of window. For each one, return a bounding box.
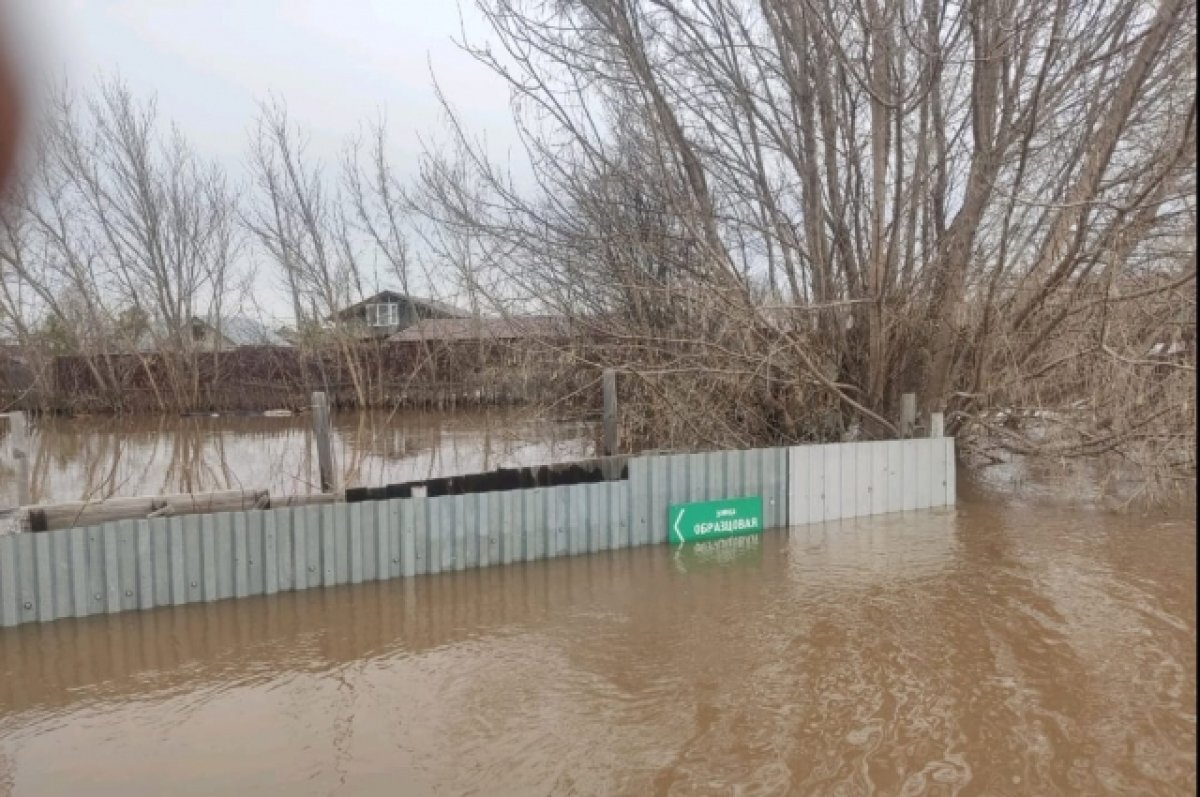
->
[365,302,400,327]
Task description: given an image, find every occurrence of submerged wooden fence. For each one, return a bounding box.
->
[0,437,954,628]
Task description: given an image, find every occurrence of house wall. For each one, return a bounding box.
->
[344,300,451,339]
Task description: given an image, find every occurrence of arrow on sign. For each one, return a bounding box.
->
[672,507,687,544]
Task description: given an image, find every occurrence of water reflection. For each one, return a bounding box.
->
[671,535,764,573]
[0,499,1192,795]
[0,411,594,505]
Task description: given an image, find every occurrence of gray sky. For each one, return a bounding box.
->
[14,0,516,168]
[8,1,520,320]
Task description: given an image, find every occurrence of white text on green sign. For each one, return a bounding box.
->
[669,496,763,544]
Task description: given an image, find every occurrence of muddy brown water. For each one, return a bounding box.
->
[0,479,1193,796]
[0,411,596,506]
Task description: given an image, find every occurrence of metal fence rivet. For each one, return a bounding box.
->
[124,590,132,597]
[23,601,32,610]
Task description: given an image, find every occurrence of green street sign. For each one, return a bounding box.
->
[668,496,764,544]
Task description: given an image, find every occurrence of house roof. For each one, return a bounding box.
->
[388,315,570,343]
[220,316,292,347]
[132,316,291,351]
[335,291,469,320]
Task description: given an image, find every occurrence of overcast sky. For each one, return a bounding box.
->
[12,0,516,171]
[5,1,520,319]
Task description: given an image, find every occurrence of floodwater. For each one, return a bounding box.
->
[0,411,595,506]
[0,482,1193,795]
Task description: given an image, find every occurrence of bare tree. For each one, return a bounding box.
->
[244,97,374,405]
[1,77,243,410]
[406,0,1195,492]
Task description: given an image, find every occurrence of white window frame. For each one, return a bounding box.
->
[366,302,400,327]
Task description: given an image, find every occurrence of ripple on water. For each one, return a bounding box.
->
[0,501,1192,795]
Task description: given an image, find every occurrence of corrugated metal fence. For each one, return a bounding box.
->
[788,437,955,524]
[0,438,953,628]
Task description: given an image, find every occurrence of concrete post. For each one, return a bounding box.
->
[312,392,335,493]
[899,393,917,439]
[602,369,618,457]
[929,411,945,438]
[10,412,30,506]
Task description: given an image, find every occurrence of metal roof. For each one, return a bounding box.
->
[132,316,292,351]
[388,315,570,343]
[220,316,292,347]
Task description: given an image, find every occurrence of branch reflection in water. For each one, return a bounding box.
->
[2,410,595,505]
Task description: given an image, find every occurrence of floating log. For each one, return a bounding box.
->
[25,489,270,532]
[269,492,342,508]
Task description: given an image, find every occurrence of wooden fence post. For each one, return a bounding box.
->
[10,412,30,506]
[312,392,336,493]
[602,369,618,457]
[899,393,916,439]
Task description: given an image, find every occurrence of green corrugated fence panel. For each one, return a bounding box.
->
[411,498,427,576]
[523,488,540,562]
[306,503,322,587]
[102,523,121,613]
[0,441,953,627]
[34,531,53,622]
[945,437,957,505]
[50,529,71,619]
[320,504,338,587]
[214,513,233,601]
[68,527,87,617]
[15,533,35,623]
[290,507,307,591]
[628,447,789,544]
[246,512,264,597]
[136,521,153,609]
[916,438,932,510]
[349,502,365,584]
[198,514,216,603]
[869,442,888,516]
[0,534,15,627]
[787,438,956,526]
[464,493,481,569]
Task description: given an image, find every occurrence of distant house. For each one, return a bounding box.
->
[133,316,291,353]
[332,291,469,340]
